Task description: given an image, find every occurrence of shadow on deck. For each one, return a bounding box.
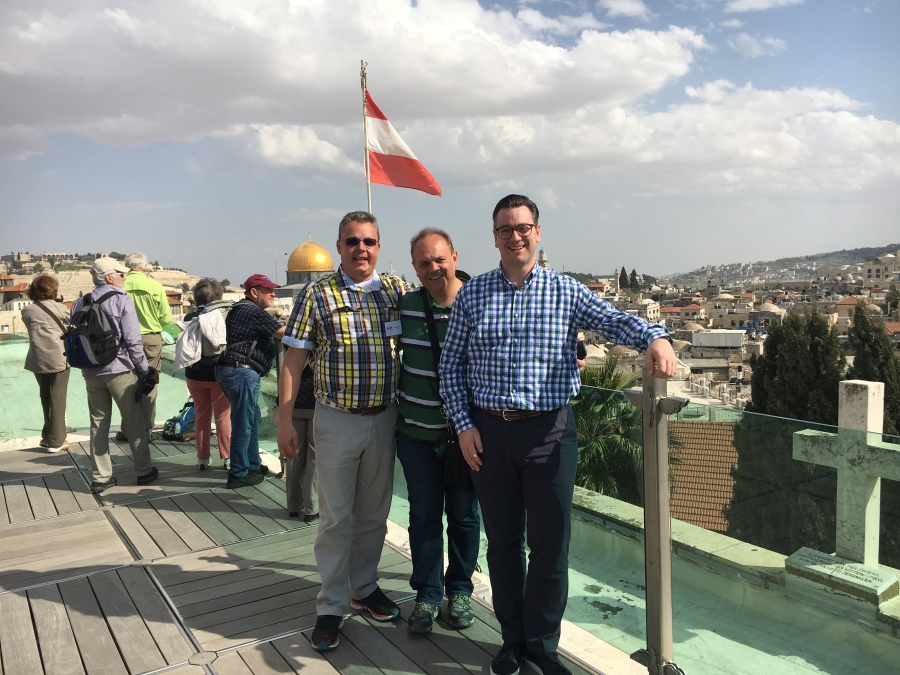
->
[0,434,595,675]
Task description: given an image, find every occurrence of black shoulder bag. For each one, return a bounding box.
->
[420,289,475,492]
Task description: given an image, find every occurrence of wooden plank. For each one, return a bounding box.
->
[59,575,129,675]
[117,566,193,665]
[420,603,494,675]
[361,606,472,675]
[151,497,216,551]
[0,481,9,524]
[0,543,134,592]
[236,641,299,675]
[24,476,59,519]
[0,446,77,482]
[180,573,318,620]
[254,476,287,504]
[129,501,192,556]
[89,570,168,674]
[62,471,99,512]
[3,482,34,523]
[341,614,426,675]
[27,583,87,675]
[149,439,180,458]
[233,484,298,532]
[197,596,319,652]
[183,490,265,541]
[186,583,320,630]
[272,633,344,675]
[213,651,255,675]
[308,621,382,675]
[0,522,124,567]
[109,504,165,560]
[0,591,43,675]
[211,488,286,536]
[43,472,82,515]
[170,492,240,546]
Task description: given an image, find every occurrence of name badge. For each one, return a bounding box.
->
[384,320,402,336]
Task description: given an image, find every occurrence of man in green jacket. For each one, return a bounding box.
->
[122,252,173,441]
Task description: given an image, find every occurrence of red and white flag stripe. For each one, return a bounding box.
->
[365,91,441,196]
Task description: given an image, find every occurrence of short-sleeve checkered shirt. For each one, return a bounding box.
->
[439,264,670,433]
[283,268,405,409]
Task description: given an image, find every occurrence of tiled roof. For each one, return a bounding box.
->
[681,304,704,311]
[837,296,862,305]
[0,274,13,280]
[885,322,900,335]
[2,283,30,293]
[660,307,681,313]
[668,421,737,533]
[167,298,183,306]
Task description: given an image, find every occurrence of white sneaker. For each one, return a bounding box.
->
[198,458,209,470]
[47,444,69,454]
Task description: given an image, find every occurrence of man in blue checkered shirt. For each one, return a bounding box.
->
[439,194,677,675]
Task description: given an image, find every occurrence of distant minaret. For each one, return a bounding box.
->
[538,248,550,270]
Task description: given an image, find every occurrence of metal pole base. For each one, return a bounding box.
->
[630,649,687,675]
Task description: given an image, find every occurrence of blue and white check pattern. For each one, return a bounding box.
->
[439,265,670,433]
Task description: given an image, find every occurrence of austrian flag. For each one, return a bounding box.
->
[365,91,442,196]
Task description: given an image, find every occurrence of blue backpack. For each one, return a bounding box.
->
[162,399,196,441]
[63,291,121,368]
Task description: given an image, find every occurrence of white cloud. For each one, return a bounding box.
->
[728,33,787,57]
[516,9,607,35]
[598,0,651,20]
[725,0,803,12]
[719,19,744,27]
[248,125,361,173]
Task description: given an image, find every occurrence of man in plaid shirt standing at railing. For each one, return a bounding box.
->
[277,211,405,652]
[439,194,678,675]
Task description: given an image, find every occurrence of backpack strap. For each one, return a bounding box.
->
[35,301,67,335]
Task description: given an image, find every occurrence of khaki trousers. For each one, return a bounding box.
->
[313,401,398,616]
[34,369,70,448]
[141,332,163,431]
[85,371,152,482]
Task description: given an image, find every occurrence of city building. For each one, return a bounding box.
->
[277,235,335,300]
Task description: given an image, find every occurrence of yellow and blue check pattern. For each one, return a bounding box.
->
[439,264,670,433]
[284,270,404,409]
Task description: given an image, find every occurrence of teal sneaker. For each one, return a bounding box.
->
[407,601,440,634]
[448,593,475,629]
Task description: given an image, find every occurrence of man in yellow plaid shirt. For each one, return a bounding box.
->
[278,211,405,652]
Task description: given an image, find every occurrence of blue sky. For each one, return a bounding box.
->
[1,0,898,283]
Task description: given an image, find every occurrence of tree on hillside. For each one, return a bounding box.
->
[726,310,844,558]
[108,252,126,261]
[619,267,628,291]
[33,263,44,273]
[887,284,900,316]
[846,302,900,435]
[221,279,230,288]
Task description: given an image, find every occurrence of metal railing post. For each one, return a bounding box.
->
[625,367,687,675]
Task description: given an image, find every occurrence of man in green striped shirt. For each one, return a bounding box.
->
[397,228,480,635]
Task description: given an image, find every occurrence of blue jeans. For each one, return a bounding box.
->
[215,366,262,479]
[395,429,481,606]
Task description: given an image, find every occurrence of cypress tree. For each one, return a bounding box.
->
[726,310,844,556]
[629,269,639,292]
[846,302,900,435]
[619,267,629,291]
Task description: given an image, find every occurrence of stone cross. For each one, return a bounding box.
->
[793,380,899,566]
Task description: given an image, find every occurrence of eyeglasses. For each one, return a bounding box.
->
[344,237,379,248]
[493,224,536,239]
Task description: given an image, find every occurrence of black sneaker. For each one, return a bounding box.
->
[310,614,343,651]
[448,593,475,629]
[491,642,525,675]
[350,587,400,622]
[90,477,117,494]
[407,601,439,634]
[136,466,159,485]
[225,472,264,489]
[523,650,572,675]
[304,513,320,523]
[114,430,128,442]
[251,464,270,476]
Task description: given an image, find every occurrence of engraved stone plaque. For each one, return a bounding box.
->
[786,547,899,604]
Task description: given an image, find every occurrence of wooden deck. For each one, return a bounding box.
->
[0,434,594,675]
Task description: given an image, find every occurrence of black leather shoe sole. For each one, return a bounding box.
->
[137,467,159,486]
[91,477,117,494]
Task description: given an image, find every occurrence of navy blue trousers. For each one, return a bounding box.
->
[470,406,577,654]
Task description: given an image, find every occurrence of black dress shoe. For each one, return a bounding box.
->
[304,513,320,523]
[289,511,300,518]
[91,477,117,494]
[137,467,159,485]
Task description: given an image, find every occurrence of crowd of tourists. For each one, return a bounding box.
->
[21,194,677,675]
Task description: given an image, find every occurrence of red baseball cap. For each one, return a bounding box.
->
[243,274,280,290]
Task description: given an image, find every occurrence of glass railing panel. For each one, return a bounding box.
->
[666,395,900,675]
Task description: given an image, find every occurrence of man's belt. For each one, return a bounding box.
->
[346,405,388,416]
[219,360,259,372]
[481,408,549,421]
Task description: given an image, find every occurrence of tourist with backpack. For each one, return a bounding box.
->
[69,257,159,494]
[178,278,232,470]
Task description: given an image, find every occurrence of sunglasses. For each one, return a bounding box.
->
[344,237,379,248]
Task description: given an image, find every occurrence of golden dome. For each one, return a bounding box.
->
[287,237,334,273]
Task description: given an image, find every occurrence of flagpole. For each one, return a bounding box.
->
[360,60,372,214]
